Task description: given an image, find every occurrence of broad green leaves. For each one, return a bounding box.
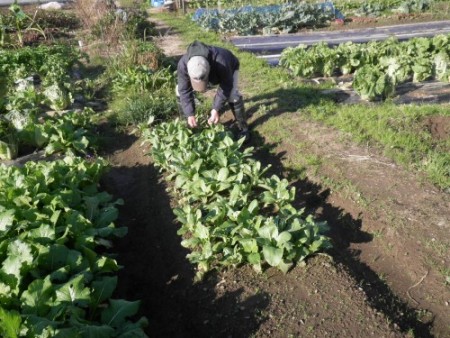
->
[280,33,450,101]
[194,3,334,36]
[0,158,147,336]
[144,120,330,279]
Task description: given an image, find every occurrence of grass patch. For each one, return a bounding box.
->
[306,102,450,189]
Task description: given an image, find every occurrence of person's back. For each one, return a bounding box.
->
[175,41,249,141]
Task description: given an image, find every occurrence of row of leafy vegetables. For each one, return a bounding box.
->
[0,157,147,337]
[0,40,148,337]
[279,34,450,100]
[191,0,433,36]
[0,45,95,160]
[192,3,335,35]
[142,119,331,281]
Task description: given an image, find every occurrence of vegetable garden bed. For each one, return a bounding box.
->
[2,1,449,337]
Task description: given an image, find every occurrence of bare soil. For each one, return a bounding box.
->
[98,15,450,338]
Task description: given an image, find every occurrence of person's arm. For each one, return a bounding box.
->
[177,56,196,118]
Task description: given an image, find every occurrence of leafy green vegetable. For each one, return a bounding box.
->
[0,158,147,336]
[143,119,330,279]
[42,84,73,111]
[353,64,395,101]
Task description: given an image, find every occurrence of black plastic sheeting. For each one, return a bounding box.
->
[229,20,450,65]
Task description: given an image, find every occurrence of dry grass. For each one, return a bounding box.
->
[73,0,127,52]
[73,0,112,30]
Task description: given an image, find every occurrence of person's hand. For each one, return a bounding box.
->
[187,115,197,128]
[208,109,219,125]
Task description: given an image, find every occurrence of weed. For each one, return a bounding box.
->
[424,238,450,258]
[372,229,384,239]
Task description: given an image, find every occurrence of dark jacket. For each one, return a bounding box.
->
[177,41,240,117]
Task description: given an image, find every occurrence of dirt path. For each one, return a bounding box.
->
[100,15,450,337]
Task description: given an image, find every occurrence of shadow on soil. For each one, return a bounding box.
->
[246,87,328,126]
[100,127,269,337]
[249,123,434,337]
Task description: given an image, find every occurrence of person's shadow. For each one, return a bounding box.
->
[247,115,434,337]
[246,85,341,126]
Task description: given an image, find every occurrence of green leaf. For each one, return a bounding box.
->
[20,277,53,316]
[94,256,119,274]
[54,274,90,308]
[276,231,292,245]
[277,260,293,274]
[78,324,115,338]
[0,306,21,338]
[0,210,14,232]
[257,224,278,240]
[28,224,55,243]
[239,238,258,253]
[180,237,199,248]
[37,244,69,271]
[116,317,148,337]
[84,196,100,221]
[262,245,283,267]
[23,315,57,337]
[2,240,34,280]
[96,225,128,239]
[96,207,119,228]
[247,252,261,265]
[101,299,141,328]
[50,210,62,226]
[194,224,209,239]
[217,167,229,182]
[91,276,118,306]
[309,239,326,253]
[248,199,259,214]
[0,307,22,338]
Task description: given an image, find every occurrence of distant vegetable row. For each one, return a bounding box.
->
[191,0,434,35]
[280,34,450,100]
[193,3,335,36]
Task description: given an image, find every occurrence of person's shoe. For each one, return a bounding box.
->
[238,129,251,143]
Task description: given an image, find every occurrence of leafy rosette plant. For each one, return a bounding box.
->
[0,118,18,160]
[378,56,412,86]
[42,83,73,111]
[144,119,330,280]
[279,44,316,77]
[353,64,395,101]
[412,57,433,83]
[433,52,450,82]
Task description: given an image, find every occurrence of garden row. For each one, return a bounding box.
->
[142,119,331,280]
[0,157,148,337]
[191,0,435,35]
[0,2,164,336]
[280,34,450,100]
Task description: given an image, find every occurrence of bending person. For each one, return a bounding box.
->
[176,40,250,140]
